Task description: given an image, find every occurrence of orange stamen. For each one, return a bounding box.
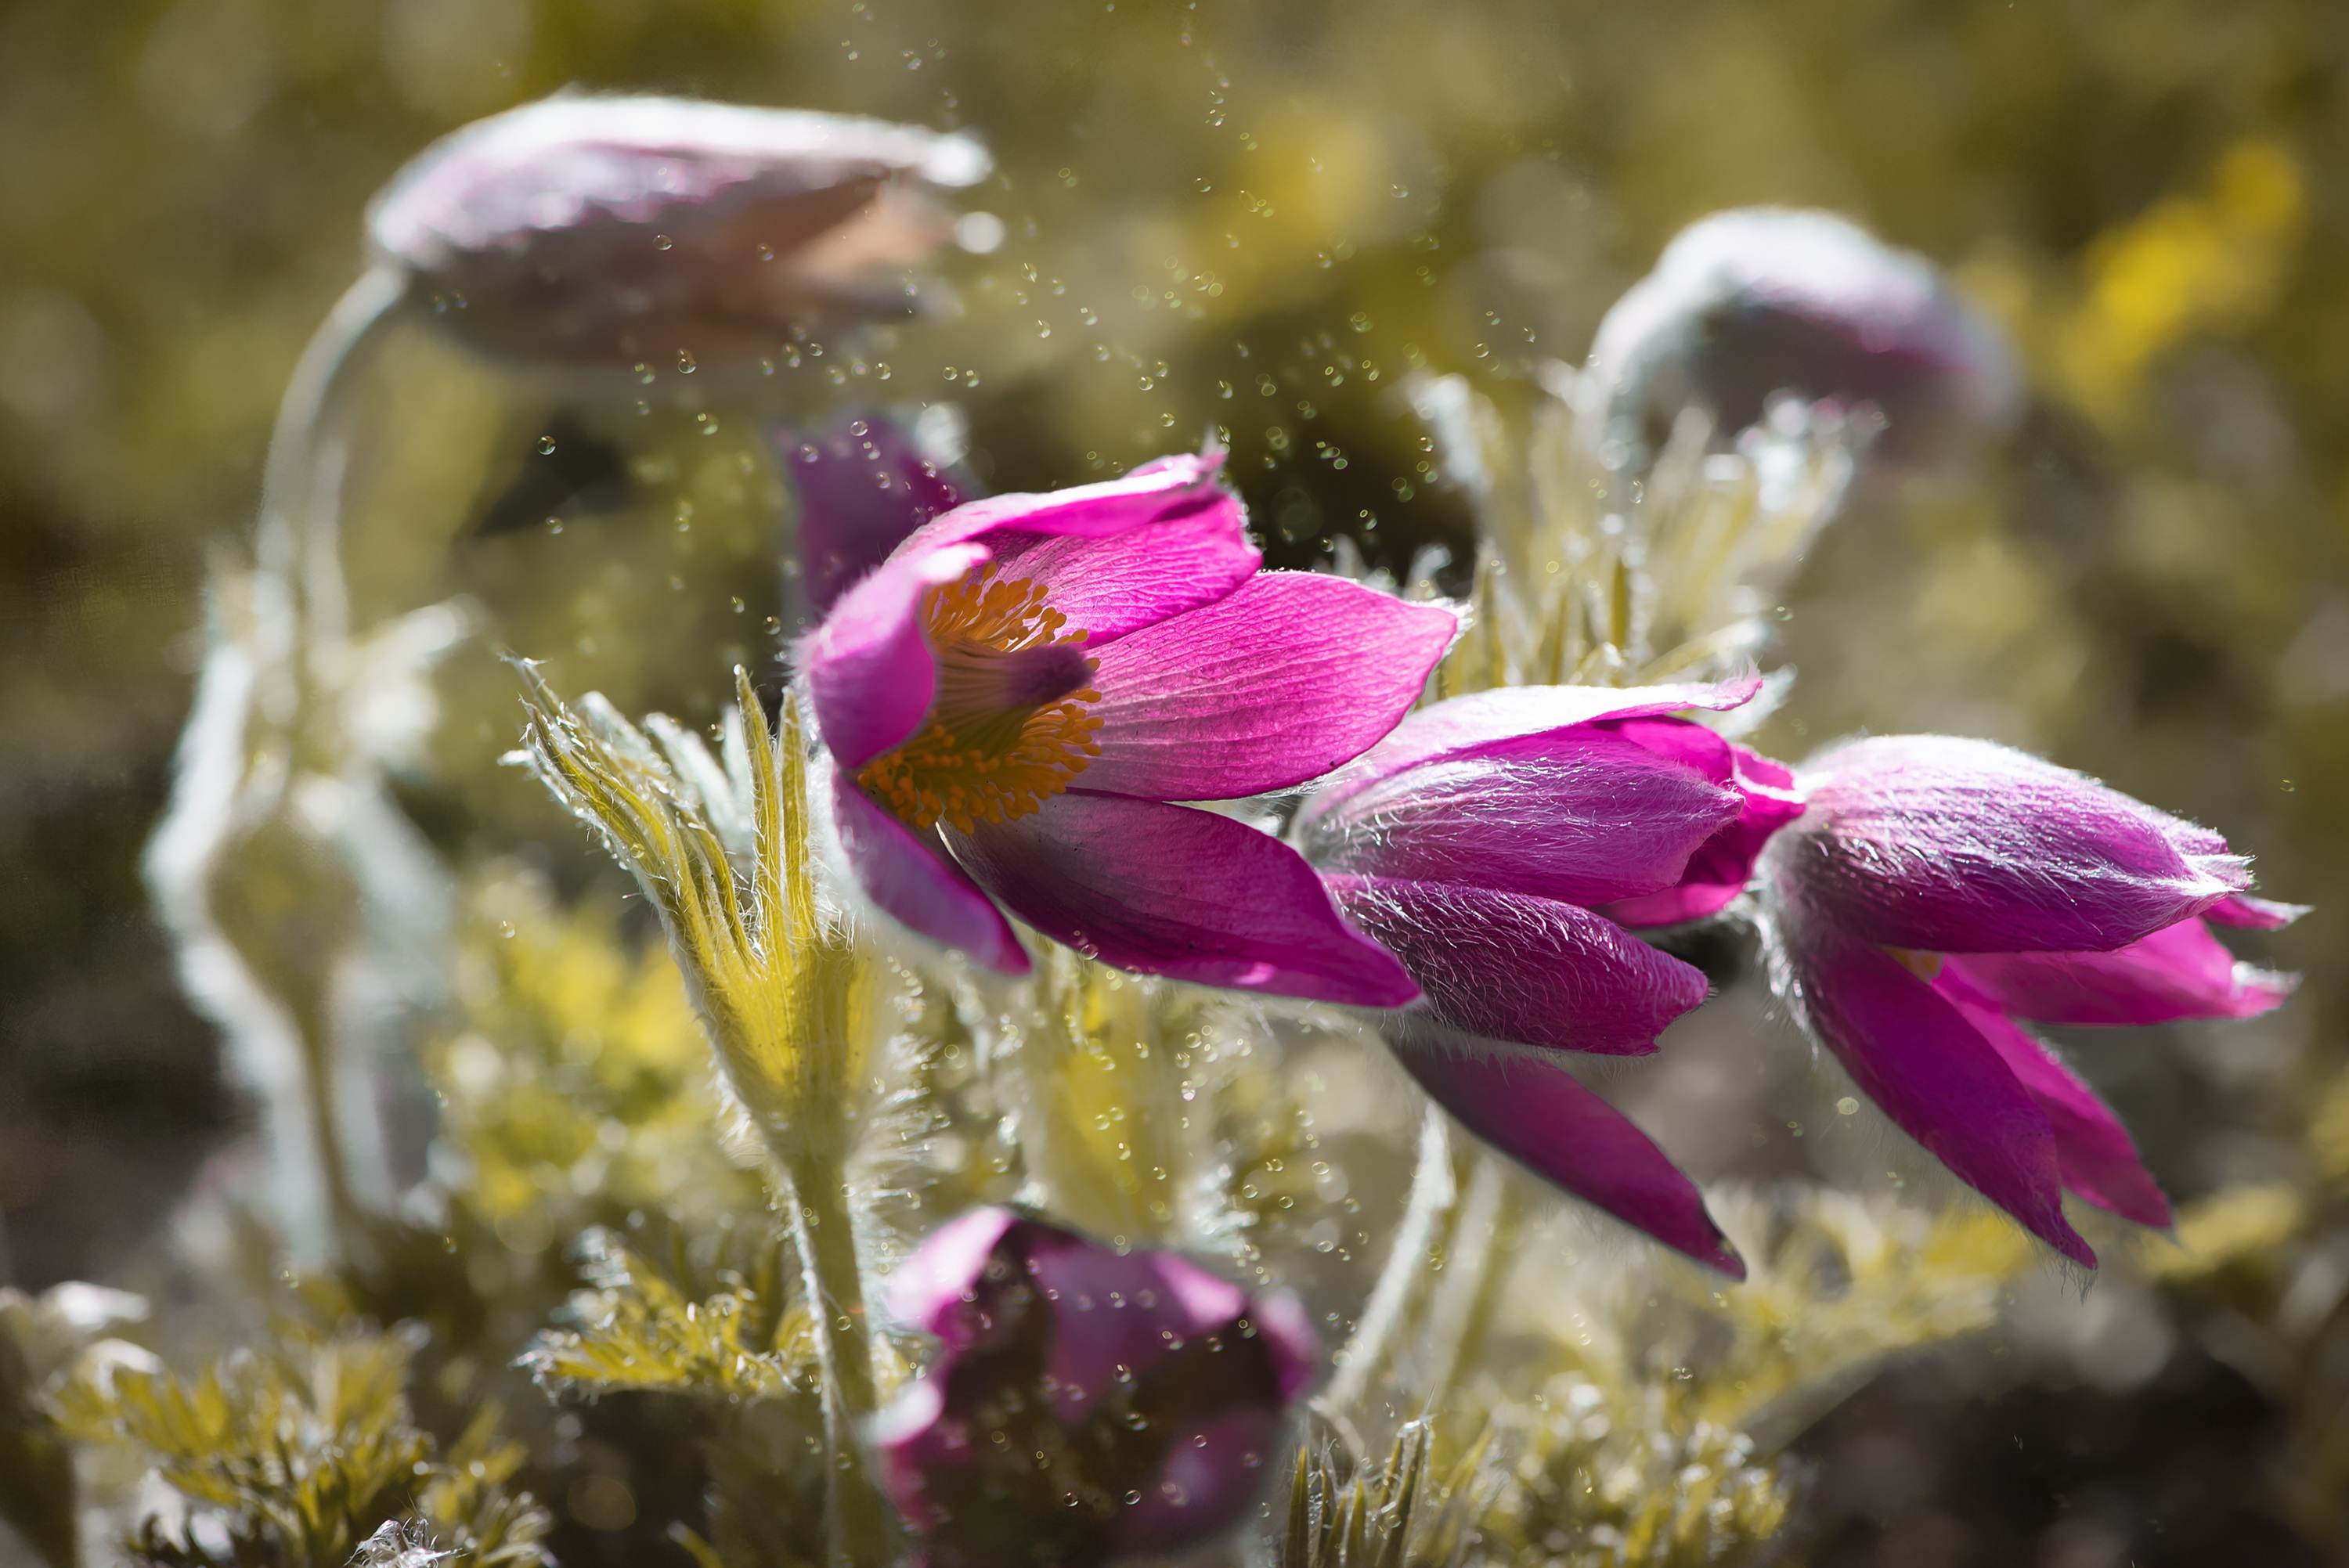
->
[857,563,1105,834]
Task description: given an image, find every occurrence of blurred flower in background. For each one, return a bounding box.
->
[875,1207,1315,1567]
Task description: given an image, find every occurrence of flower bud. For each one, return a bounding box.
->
[875,1209,1316,1567]
[1578,207,2017,474]
[369,95,989,369]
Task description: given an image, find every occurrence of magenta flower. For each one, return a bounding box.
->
[782,414,965,625]
[803,452,1455,999]
[1756,734,2302,1265]
[369,96,987,368]
[874,1208,1317,1568]
[1291,675,1803,1274]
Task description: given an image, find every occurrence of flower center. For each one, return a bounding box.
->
[858,563,1104,833]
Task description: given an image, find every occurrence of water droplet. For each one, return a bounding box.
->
[653,233,673,251]
[1160,1481,1189,1506]
[1124,1490,1142,1506]
[537,434,557,455]
[677,348,698,373]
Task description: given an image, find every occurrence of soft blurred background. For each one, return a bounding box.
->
[4,0,2347,1563]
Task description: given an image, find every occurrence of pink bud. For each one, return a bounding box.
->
[368,95,989,369]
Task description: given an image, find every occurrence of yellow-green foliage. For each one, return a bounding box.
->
[50,1323,547,1568]
[429,865,763,1244]
[1286,1181,2034,1568]
[521,1227,813,1401]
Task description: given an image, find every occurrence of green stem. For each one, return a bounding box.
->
[774,1140,894,1567]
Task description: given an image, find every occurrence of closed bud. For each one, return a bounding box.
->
[368,95,989,369]
[1579,207,2017,476]
[875,1209,1316,1567]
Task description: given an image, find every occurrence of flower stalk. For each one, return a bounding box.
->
[518,663,893,1566]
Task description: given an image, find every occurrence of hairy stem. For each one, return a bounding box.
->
[1322,1106,1455,1427]
[774,1141,894,1568]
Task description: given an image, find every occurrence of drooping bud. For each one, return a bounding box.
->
[368,95,990,369]
[1577,207,2017,476]
[874,1209,1317,1568]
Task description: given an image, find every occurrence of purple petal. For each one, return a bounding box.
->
[1077,574,1458,800]
[1943,917,2294,1027]
[785,416,963,615]
[1303,731,1742,907]
[1108,1408,1286,1555]
[1555,724,1801,926]
[2206,892,2311,930]
[1029,1242,1249,1424]
[1782,734,2249,953]
[1394,1044,1741,1275]
[1605,737,1802,926]
[834,773,1029,974]
[948,791,1420,1005]
[1781,925,2091,1265]
[1303,672,1763,822]
[1327,876,1709,1056]
[1934,968,2173,1227]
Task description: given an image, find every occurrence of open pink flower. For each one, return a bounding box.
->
[1757,734,2302,1266]
[803,452,1455,1001]
[1290,674,1803,1274]
[875,1208,1316,1568]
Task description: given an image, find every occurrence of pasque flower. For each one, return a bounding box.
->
[1291,674,1803,1273]
[369,96,988,368]
[1577,207,2017,476]
[874,1208,1317,1568]
[804,452,1455,1000]
[1755,734,2301,1265]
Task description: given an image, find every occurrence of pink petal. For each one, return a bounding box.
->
[1305,672,1764,820]
[1782,925,2092,1265]
[1943,917,2295,1027]
[802,536,986,768]
[833,772,1029,973]
[801,454,1250,768]
[2206,892,2311,930]
[1785,734,2248,953]
[1934,968,2173,1227]
[948,791,1420,1005]
[1601,733,1804,927]
[1327,875,1709,1055]
[984,499,1259,649]
[1301,729,1744,907]
[886,1206,1023,1343]
[1077,575,1458,801]
[1394,1044,1742,1275]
